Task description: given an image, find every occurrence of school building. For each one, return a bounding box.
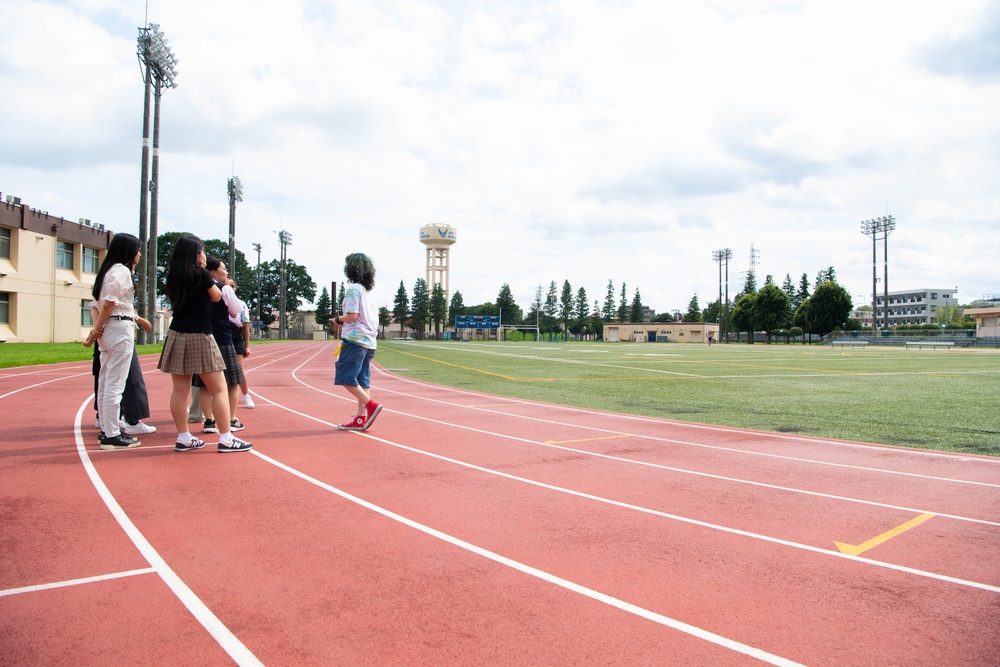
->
[0,194,113,343]
[603,321,719,343]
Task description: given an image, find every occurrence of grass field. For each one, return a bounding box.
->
[375,340,1000,457]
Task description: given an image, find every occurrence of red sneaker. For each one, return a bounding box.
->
[337,415,366,431]
[364,402,382,430]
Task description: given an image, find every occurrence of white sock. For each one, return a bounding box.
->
[219,432,233,444]
[177,432,192,444]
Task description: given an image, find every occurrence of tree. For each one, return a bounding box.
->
[411,278,429,338]
[248,258,316,332]
[497,283,522,325]
[543,281,559,333]
[730,293,756,342]
[315,287,332,329]
[630,288,644,323]
[802,281,852,336]
[685,294,702,322]
[393,281,409,338]
[449,290,465,327]
[752,283,790,342]
[337,283,346,316]
[603,279,616,321]
[560,280,575,333]
[741,269,757,296]
[378,306,391,338]
[618,282,628,322]
[155,231,254,306]
[574,287,590,336]
[815,266,837,285]
[430,282,447,337]
[703,298,721,326]
[795,273,810,314]
[524,285,543,330]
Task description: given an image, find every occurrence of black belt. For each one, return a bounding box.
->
[108,315,134,321]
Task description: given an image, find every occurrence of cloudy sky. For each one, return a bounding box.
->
[2,0,998,314]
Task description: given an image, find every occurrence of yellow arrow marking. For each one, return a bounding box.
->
[545,435,628,445]
[834,513,935,556]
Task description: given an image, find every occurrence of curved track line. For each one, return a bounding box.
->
[252,449,804,667]
[244,354,1000,595]
[0,372,92,399]
[72,398,263,667]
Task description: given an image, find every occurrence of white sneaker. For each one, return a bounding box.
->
[125,421,157,435]
[94,417,101,429]
[241,394,255,409]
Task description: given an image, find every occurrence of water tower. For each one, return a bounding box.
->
[419,224,457,312]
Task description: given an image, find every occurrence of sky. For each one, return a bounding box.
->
[1,0,999,315]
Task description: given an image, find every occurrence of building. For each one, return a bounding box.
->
[964,306,1000,338]
[604,321,719,343]
[0,194,112,343]
[870,288,958,327]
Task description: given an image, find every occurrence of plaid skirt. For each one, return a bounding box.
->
[192,340,245,387]
[158,331,226,376]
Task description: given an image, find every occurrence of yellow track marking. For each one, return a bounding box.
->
[834,513,935,556]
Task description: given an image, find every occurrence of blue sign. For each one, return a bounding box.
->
[456,316,500,329]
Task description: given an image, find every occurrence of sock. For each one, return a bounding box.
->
[219,432,233,444]
[177,432,192,444]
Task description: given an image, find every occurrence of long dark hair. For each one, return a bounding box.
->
[92,233,140,300]
[344,253,375,291]
[164,235,206,312]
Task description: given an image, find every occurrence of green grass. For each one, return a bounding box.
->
[0,342,164,368]
[375,340,1000,457]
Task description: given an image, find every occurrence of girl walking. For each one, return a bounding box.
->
[90,233,149,450]
[333,253,382,431]
[157,236,252,453]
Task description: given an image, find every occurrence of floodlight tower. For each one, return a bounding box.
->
[420,224,457,316]
[227,176,243,275]
[712,248,732,342]
[861,215,896,333]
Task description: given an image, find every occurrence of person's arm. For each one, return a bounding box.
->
[208,284,222,302]
[333,312,358,325]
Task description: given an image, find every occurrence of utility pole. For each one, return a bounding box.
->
[252,242,261,336]
[277,230,292,339]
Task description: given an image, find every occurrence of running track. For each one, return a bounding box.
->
[2,341,998,665]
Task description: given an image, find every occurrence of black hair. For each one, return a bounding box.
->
[92,232,140,301]
[204,255,223,272]
[164,235,206,312]
[344,253,375,291]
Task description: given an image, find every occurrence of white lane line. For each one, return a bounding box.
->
[72,398,263,667]
[379,369,1000,478]
[287,360,1000,526]
[0,372,92,399]
[0,568,156,597]
[252,449,805,667]
[252,374,1000,595]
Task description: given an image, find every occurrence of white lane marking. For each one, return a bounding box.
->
[253,370,1000,595]
[253,449,805,667]
[72,398,263,667]
[287,359,1000,525]
[0,372,92,399]
[379,369,1000,476]
[0,568,156,597]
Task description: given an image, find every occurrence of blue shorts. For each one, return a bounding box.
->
[334,340,375,388]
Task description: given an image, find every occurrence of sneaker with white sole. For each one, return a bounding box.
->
[174,437,206,452]
[218,436,252,453]
[99,433,141,450]
[241,394,255,409]
[203,418,218,434]
[337,415,366,431]
[125,421,157,435]
[230,418,245,432]
[364,402,382,430]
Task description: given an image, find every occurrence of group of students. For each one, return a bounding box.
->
[87,234,382,452]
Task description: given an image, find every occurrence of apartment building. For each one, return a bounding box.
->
[870,288,958,327]
[0,194,112,343]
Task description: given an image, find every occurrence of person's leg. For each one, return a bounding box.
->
[122,346,150,423]
[170,374,194,433]
[344,384,371,416]
[98,334,132,438]
[188,385,205,422]
[200,371,231,433]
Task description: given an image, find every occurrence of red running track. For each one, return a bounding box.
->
[1,340,999,665]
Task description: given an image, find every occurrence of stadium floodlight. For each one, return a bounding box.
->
[712,248,733,342]
[860,215,896,333]
[228,176,244,276]
[136,22,179,343]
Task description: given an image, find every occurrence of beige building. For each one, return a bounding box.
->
[964,307,1000,338]
[603,321,719,343]
[1,196,112,343]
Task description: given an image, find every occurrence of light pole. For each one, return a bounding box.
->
[227,176,243,277]
[861,215,896,334]
[712,248,732,342]
[277,230,292,339]
[136,22,178,343]
[252,242,262,336]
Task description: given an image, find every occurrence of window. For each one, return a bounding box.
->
[56,241,74,270]
[0,227,9,260]
[0,292,8,324]
[81,300,93,326]
[82,246,99,274]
